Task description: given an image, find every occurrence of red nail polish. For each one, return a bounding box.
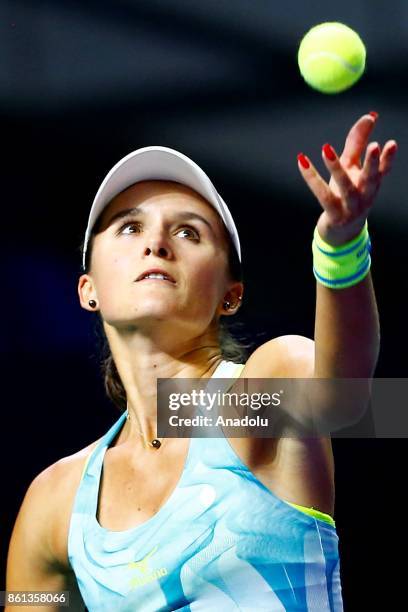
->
[388,143,398,153]
[322,143,336,161]
[372,145,380,156]
[297,153,310,169]
[369,111,379,120]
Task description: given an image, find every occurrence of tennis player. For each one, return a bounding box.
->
[6,112,397,611]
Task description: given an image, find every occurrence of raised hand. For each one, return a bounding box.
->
[297,112,398,246]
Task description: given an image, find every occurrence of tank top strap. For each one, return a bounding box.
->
[187,360,246,468]
[72,412,127,516]
[213,360,245,379]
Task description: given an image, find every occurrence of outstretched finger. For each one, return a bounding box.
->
[379,140,398,176]
[321,143,360,215]
[340,112,378,167]
[297,153,343,221]
[359,141,381,201]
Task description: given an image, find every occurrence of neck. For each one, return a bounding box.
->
[104,322,224,448]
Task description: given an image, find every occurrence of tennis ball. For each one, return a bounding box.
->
[297,22,366,94]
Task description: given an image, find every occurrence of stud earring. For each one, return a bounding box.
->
[88,300,97,308]
[223,296,242,311]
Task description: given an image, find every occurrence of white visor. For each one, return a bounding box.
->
[82,145,241,270]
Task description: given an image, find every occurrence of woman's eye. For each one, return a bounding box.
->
[119,222,141,234]
[177,227,200,240]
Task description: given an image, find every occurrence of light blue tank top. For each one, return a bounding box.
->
[68,360,343,611]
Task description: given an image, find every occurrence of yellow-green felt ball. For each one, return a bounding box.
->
[298,22,366,94]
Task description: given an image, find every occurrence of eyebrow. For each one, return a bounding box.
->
[106,207,216,237]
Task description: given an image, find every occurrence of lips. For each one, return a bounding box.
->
[136,268,176,283]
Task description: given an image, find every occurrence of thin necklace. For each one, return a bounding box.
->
[125,404,164,449]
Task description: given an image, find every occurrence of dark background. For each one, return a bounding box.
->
[2,1,407,610]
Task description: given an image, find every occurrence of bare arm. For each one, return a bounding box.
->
[5,467,85,612]
[314,272,380,378]
[296,112,397,427]
[299,112,397,380]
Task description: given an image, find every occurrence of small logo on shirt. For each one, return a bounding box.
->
[128,545,168,589]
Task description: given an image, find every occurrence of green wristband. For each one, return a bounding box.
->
[312,220,371,289]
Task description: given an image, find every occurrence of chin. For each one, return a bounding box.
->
[131,303,176,319]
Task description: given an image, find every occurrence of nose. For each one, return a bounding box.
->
[143,229,173,259]
[144,245,169,257]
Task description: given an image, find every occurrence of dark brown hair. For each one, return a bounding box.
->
[80,211,252,413]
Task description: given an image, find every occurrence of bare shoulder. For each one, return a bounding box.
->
[241,334,315,378]
[45,436,105,569]
[237,335,335,515]
[12,436,103,574]
[6,437,104,611]
[41,436,103,505]
[55,436,103,476]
